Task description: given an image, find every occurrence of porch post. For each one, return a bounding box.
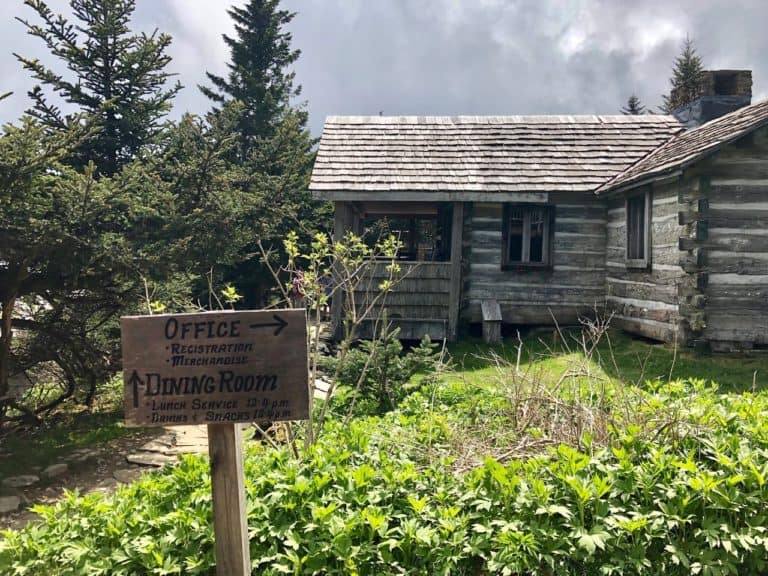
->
[331,202,351,340]
[448,201,464,341]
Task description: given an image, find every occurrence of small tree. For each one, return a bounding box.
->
[621,94,646,115]
[260,230,410,447]
[15,0,181,176]
[661,36,706,113]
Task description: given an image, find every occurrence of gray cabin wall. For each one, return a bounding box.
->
[696,126,768,350]
[605,181,686,343]
[462,195,607,326]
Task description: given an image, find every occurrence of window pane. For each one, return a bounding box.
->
[507,208,524,262]
[529,209,545,262]
[627,196,645,260]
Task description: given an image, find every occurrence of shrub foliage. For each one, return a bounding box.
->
[3,377,768,575]
[323,323,442,416]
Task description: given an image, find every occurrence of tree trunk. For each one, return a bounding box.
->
[0,295,15,400]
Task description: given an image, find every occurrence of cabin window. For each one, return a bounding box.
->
[502,205,553,269]
[626,190,651,268]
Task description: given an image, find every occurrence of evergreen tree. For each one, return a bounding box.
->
[621,94,646,115]
[15,0,181,176]
[200,0,328,307]
[200,0,304,160]
[0,109,262,421]
[0,116,153,418]
[661,36,706,113]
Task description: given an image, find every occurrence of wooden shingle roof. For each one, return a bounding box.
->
[310,115,682,198]
[598,99,768,194]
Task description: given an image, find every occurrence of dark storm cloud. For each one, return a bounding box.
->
[1,0,766,137]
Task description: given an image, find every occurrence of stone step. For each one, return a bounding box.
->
[42,463,68,479]
[0,495,21,514]
[2,475,39,489]
[126,453,177,468]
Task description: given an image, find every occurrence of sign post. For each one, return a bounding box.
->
[208,423,250,575]
[121,309,309,575]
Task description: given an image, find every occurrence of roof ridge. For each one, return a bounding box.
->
[325,114,680,124]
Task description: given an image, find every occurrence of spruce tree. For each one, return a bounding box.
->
[661,36,706,113]
[15,0,181,176]
[0,116,153,417]
[621,94,646,115]
[200,0,326,307]
[200,0,305,160]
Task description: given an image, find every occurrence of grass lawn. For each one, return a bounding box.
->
[3,329,765,481]
[448,328,768,392]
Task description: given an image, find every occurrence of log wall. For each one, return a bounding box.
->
[462,194,607,325]
[697,126,768,350]
[605,181,686,342]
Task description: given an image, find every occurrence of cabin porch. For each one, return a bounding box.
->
[331,200,464,341]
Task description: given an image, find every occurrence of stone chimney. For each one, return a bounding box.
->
[672,69,752,128]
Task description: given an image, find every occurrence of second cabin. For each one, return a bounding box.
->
[310,70,768,352]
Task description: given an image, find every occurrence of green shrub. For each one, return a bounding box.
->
[324,323,441,416]
[4,380,768,575]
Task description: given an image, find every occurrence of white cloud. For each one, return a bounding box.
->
[163,0,233,73]
[633,17,686,58]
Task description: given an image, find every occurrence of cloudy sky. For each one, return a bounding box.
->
[1,0,766,137]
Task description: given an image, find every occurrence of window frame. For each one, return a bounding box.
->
[625,189,652,269]
[501,204,555,270]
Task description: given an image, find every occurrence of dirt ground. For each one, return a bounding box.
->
[0,427,162,531]
[0,424,211,531]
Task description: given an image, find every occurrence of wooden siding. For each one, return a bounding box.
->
[331,201,457,341]
[354,261,450,340]
[698,127,768,350]
[605,181,686,343]
[462,196,606,325]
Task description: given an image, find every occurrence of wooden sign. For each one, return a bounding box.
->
[121,308,310,575]
[121,309,309,427]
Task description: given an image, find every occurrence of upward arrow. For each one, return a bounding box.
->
[128,370,143,408]
[249,314,288,336]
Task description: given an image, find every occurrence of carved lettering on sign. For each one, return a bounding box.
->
[121,309,309,427]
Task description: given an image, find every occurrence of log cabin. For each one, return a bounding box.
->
[597,74,768,352]
[310,70,768,352]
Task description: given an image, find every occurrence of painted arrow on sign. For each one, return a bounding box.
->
[249,314,288,336]
[128,369,143,408]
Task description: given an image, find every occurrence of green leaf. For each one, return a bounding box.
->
[576,529,609,555]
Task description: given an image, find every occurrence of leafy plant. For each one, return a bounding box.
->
[260,229,407,446]
[6,374,768,575]
[325,320,441,415]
